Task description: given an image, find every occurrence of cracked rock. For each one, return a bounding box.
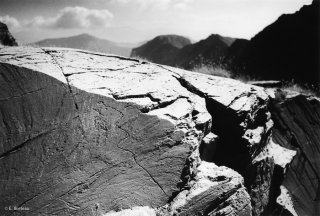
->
[0,47,317,216]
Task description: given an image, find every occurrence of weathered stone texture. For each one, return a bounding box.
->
[0,47,317,216]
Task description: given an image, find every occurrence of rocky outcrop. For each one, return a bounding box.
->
[0,22,18,46]
[0,46,318,216]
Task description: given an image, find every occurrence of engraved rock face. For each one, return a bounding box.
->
[0,46,317,216]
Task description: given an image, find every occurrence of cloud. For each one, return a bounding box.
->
[1,6,114,31]
[28,6,114,29]
[113,0,193,10]
[0,15,21,30]
[173,1,192,10]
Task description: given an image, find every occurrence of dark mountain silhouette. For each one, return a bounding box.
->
[224,39,249,69]
[227,0,320,85]
[131,34,191,64]
[0,22,18,46]
[175,34,235,69]
[33,33,135,57]
[131,34,236,69]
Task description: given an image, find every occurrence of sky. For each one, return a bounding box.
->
[0,0,313,44]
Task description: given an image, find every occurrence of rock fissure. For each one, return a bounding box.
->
[142,96,190,113]
[171,74,207,98]
[41,48,80,111]
[206,98,252,175]
[167,73,276,216]
[113,92,161,103]
[118,125,169,198]
[111,92,190,114]
[75,50,142,63]
[106,63,142,72]
[168,74,251,175]
[41,48,87,140]
[134,72,255,215]
[227,92,251,108]
[63,71,89,77]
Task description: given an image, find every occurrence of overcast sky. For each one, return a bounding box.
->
[0,0,312,43]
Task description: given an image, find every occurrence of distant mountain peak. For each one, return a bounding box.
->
[75,33,96,39]
[207,34,236,47]
[151,34,192,49]
[130,34,191,64]
[208,34,222,38]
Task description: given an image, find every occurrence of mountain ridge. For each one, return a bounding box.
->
[131,33,236,69]
[33,33,137,57]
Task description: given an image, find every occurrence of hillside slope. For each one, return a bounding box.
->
[227,0,319,85]
[131,34,236,69]
[175,34,235,69]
